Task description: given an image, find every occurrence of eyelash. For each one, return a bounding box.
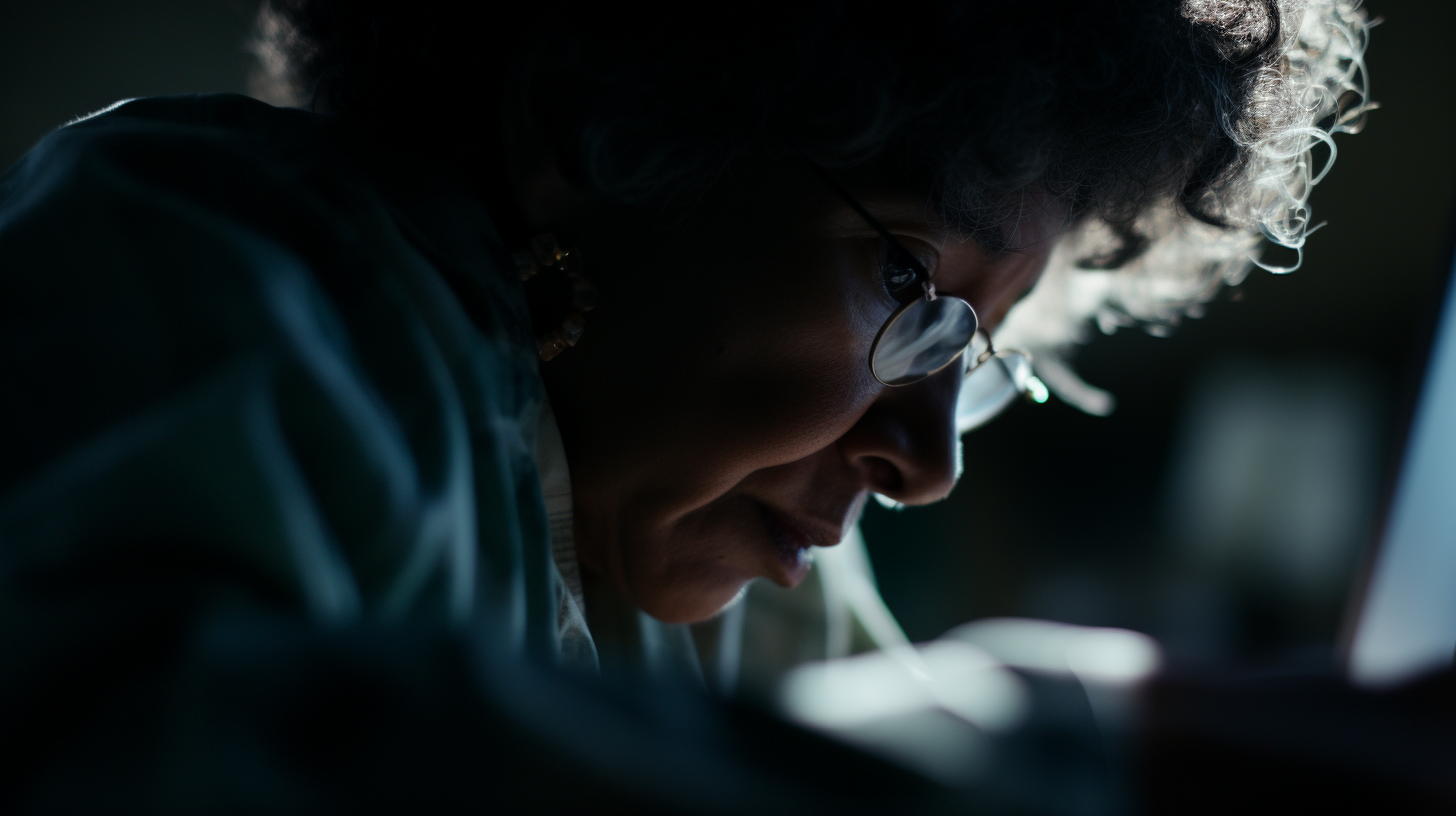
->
[877,238,931,301]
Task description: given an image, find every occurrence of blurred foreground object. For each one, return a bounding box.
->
[777,616,1456,814]
[1141,666,1456,813]
[778,619,1162,815]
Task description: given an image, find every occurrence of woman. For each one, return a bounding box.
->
[0,0,1372,810]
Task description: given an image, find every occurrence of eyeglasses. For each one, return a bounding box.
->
[811,164,1048,423]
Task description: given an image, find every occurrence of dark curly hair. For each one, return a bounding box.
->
[252,0,1370,414]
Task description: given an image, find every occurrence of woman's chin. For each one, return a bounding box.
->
[632,575,754,625]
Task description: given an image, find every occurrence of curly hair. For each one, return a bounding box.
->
[251,0,1371,417]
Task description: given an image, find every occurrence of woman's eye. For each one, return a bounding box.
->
[878,238,928,300]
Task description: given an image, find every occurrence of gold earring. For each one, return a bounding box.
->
[514,233,598,361]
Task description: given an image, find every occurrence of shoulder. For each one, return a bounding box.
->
[2,94,378,260]
[0,95,387,422]
[11,93,333,184]
[0,94,548,624]
[0,94,537,502]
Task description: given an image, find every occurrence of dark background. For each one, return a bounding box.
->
[3,1,1450,670]
[865,1,1456,670]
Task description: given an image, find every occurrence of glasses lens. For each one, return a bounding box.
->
[871,296,977,385]
[956,350,1032,432]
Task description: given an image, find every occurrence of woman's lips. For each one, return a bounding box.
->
[755,502,830,588]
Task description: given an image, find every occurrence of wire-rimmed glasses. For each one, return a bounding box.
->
[958,329,1049,429]
[810,164,1047,423]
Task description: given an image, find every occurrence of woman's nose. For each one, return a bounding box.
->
[837,362,961,505]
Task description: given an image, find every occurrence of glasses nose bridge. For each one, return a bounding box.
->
[966,327,997,373]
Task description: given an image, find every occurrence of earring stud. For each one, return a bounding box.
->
[514,233,598,361]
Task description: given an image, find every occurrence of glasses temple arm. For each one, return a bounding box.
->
[801,159,933,293]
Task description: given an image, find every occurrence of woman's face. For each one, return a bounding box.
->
[538,156,1061,624]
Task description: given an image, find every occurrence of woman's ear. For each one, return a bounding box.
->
[500,72,591,234]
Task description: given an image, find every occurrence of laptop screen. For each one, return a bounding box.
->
[1347,246,1456,687]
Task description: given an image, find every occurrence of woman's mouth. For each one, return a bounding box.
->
[755,503,818,588]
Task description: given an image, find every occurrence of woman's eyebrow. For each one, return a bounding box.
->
[866,207,1026,255]
[825,200,1042,262]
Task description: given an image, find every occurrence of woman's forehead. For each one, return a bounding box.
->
[807,158,1068,250]
[820,192,1066,257]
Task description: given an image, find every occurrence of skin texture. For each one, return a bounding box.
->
[512,147,1062,624]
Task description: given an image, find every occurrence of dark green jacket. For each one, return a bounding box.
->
[0,93,557,635]
[0,93,592,811]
